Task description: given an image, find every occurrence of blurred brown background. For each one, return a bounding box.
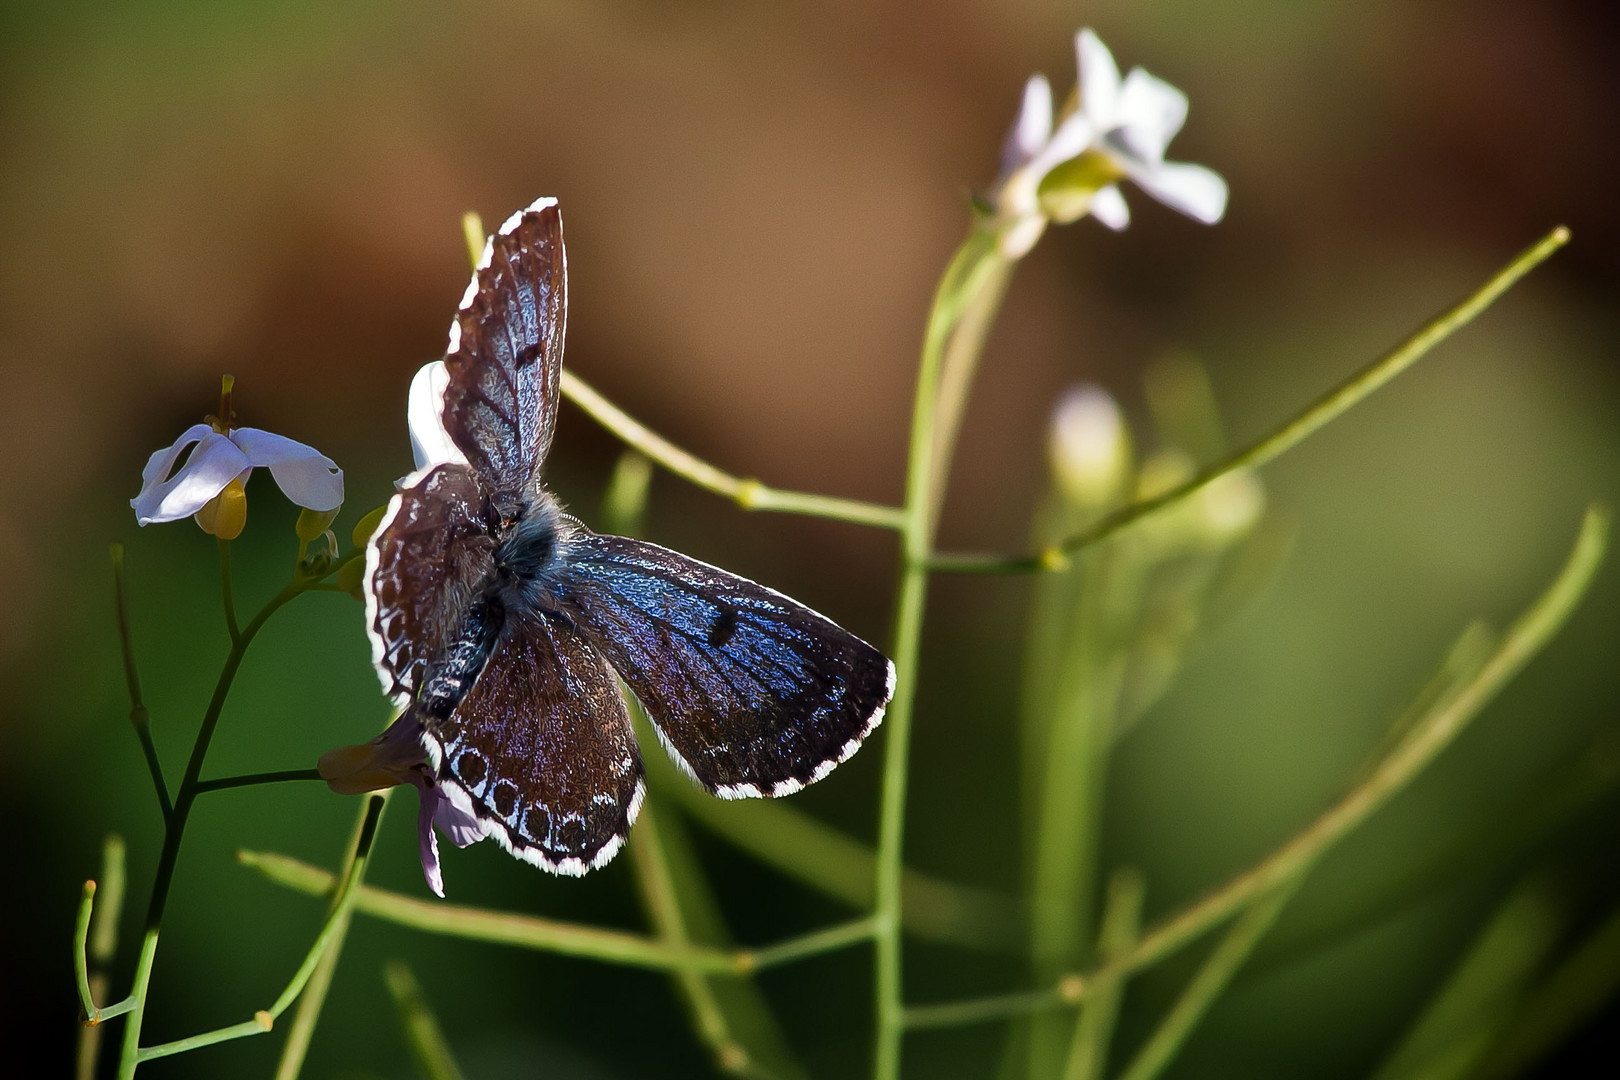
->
[5,1,1620,1078]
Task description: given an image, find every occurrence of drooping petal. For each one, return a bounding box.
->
[317,714,430,795]
[415,784,447,897]
[433,793,490,849]
[1076,28,1122,124]
[407,361,467,470]
[998,215,1048,259]
[1114,67,1189,162]
[131,430,251,524]
[231,427,343,512]
[1000,74,1054,177]
[1127,159,1228,224]
[1088,184,1132,231]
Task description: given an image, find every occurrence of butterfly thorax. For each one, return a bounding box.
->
[491,489,572,615]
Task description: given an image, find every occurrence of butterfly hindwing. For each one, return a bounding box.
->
[443,197,567,495]
[427,610,645,876]
[553,534,895,798]
[366,463,497,704]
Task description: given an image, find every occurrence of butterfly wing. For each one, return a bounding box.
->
[553,534,894,798]
[443,197,567,495]
[425,610,644,876]
[365,462,496,704]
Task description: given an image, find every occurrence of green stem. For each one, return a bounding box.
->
[115,577,309,1079]
[219,538,241,643]
[929,227,1571,574]
[903,986,1076,1031]
[873,228,1005,1080]
[135,797,384,1063]
[1062,868,1145,1080]
[746,917,879,972]
[893,506,1606,1030]
[240,848,742,973]
[1115,880,1299,1080]
[384,960,468,1080]
[273,795,389,1080]
[76,836,131,1080]
[561,370,904,530]
[656,741,1019,950]
[194,768,323,795]
[111,545,170,823]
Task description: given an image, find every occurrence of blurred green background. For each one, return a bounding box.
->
[4,1,1619,1077]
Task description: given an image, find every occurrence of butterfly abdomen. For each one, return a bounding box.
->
[417,597,504,720]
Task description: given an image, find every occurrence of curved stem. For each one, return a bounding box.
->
[219,539,241,644]
[930,227,1571,574]
[561,371,905,530]
[136,797,385,1063]
[116,576,309,1079]
[111,546,170,823]
[194,769,322,795]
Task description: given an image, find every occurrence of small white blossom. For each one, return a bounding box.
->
[132,420,342,528]
[994,28,1227,255]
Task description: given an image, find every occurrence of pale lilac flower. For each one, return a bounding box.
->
[318,713,490,897]
[994,28,1227,255]
[131,383,342,534]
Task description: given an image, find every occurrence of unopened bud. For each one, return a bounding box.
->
[1037,151,1124,223]
[334,557,365,599]
[351,505,388,548]
[1049,385,1130,507]
[1195,470,1265,544]
[295,506,341,544]
[194,477,248,540]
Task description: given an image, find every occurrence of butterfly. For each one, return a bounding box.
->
[362,197,895,879]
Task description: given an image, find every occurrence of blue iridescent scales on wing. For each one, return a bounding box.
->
[362,197,893,885]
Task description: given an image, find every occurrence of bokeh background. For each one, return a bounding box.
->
[4,1,1619,1077]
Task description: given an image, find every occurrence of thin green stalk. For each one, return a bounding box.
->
[135,796,385,1063]
[76,836,131,1080]
[929,227,1571,574]
[219,538,241,643]
[630,796,786,1078]
[74,881,100,1019]
[239,849,742,973]
[746,917,879,972]
[1097,505,1604,983]
[384,960,468,1080]
[1063,868,1145,1080]
[899,506,1606,1028]
[654,742,1019,950]
[195,768,323,795]
[560,370,904,530]
[904,986,1076,1031]
[116,576,310,1079]
[927,252,1014,530]
[1115,880,1300,1080]
[111,545,170,823]
[873,229,1006,1080]
[273,794,391,1080]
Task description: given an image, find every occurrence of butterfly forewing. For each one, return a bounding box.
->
[443,198,567,496]
[427,611,644,876]
[554,534,895,798]
[366,463,497,703]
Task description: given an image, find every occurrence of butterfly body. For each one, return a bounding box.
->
[365,198,894,881]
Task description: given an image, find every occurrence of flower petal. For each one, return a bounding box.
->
[998,215,1048,259]
[1077,28,1122,124]
[1000,74,1054,177]
[1115,67,1188,163]
[317,714,429,795]
[231,428,344,512]
[1089,184,1132,231]
[415,784,447,897]
[433,793,490,849]
[407,361,467,470]
[131,430,250,524]
[1128,160,1228,224]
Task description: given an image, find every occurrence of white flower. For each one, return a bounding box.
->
[132,390,343,535]
[994,28,1228,255]
[406,360,467,471]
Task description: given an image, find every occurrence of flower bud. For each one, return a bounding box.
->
[351,505,388,548]
[1049,384,1130,507]
[295,506,341,544]
[334,556,365,599]
[194,477,248,540]
[1037,151,1124,223]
